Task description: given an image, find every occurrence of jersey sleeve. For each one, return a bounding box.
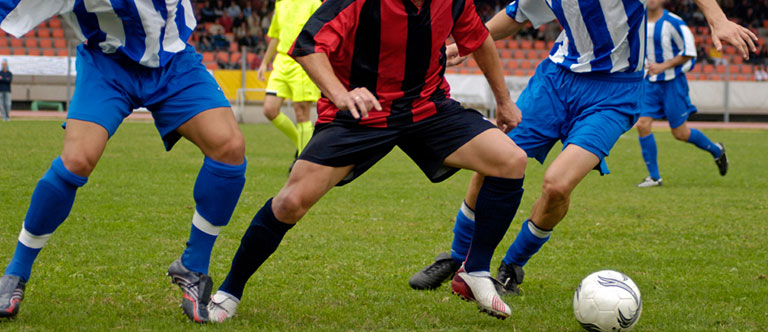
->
[451,0,490,57]
[289,0,359,57]
[505,0,555,29]
[267,3,280,40]
[0,0,73,37]
[677,23,697,58]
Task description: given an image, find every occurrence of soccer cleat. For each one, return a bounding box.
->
[409,252,462,290]
[496,262,524,296]
[168,258,213,323]
[714,143,728,176]
[451,267,511,319]
[0,275,25,319]
[636,177,663,188]
[208,290,240,323]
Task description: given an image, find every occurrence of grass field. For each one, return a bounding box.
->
[0,120,766,331]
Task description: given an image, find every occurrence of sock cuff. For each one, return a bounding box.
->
[639,133,655,141]
[270,112,290,124]
[261,198,295,233]
[297,120,313,127]
[51,157,88,187]
[526,219,552,238]
[460,201,475,221]
[482,176,524,194]
[687,128,702,142]
[203,157,247,178]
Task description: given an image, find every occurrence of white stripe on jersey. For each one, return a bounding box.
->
[647,11,696,82]
[0,0,73,37]
[86,0,126,54]
[135,0,166,68]
[162,0,187,54]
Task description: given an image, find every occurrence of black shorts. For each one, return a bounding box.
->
[299,99,497,186]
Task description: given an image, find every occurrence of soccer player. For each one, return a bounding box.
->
[258,0,321,161]
[207,0,527,321]
[0,1,247,323]
[636,0,728,188]
[409,0,756,295]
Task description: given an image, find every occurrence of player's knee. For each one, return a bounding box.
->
[271,193,307,223]
[210,131,246,165]
[60,152,97,177]
[496,148,527,178]
[671,128,689,141]
[636,118,652,135]
[541,176,572,203]
[263,105,279,120]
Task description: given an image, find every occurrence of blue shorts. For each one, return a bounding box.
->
[509,59,642,174]
[640,75,697,129]
[67,44,230,151]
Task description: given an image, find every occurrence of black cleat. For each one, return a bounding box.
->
[714,142,728,176]
[0,275,25,319]
[168,258,212,323]
[409,252,462,290]
[496,262,524,296]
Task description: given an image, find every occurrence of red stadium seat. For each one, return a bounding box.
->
[731,55,743,64]
[0,37,7,47]
[205,62,219,70]
[39,38,53,48]
[723,46,737,55]
[246,53,258,65]
[467,58,478,68]
[0,48,9,55]
[513,69,525,76]
[216,52,230,63]
[690,64,702,73]
[459,68,471,74]
[520,60,533,69]
[24,39,37,48]
[708,74,723,80]
[547,41,555,50]
[503,69,512,76]
[534,40,546,50]
[505,60,518,69]
[42,49,56,56]
[702,64,715,74]
[500,49,511,59]
[715,65,726,74]
[202,52,214,62]
[37,28,51,38]
[11,48,25,55]
[763,20,768,29]
[520,40,533,50]
[229,42,238,52]
[0,30,5,37]
[445,67,458,74]
[56,48,68,56]
[10,38,21,48]
[27,48,41,56]
[733,75,748,81]
[52,29,65,38]
[49,19,62,29]
[495,40,506,49]
[740,65,753,74]
[54,39,66,49]
[23,31,34,39]
[513,50,524,59]
[231,52,242,64]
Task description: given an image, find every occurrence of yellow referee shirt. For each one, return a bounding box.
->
[267,0,322,55]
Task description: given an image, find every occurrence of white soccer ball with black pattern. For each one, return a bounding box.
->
[573,270,642,332]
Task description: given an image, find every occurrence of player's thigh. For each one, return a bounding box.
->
[542,144,600,197]
[273,160,354,223]
[176,107,245,164]
[443,128,527,179]
[60,119,110,177]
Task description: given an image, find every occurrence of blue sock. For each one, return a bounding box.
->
[464,176,524,274]
[687,128,721,158]
[5,157,87,281]
[639,134,661,180]
[219,198,294,299]
[450,202,474,263]
[502,219,551,266]
[181,157,246,275]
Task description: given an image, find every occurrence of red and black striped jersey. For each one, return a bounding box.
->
[289,0,489,128]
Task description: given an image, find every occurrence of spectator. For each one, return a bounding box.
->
[708,46,727,65]
[0,59,11,121]
[233,11,247,32]
[200,1,217,23]
[213,0,225,17]
[226,2,242,18]
[697,45,712,64]
[219,13,233,32]
[242,1,254,17]
[756,63,768,81]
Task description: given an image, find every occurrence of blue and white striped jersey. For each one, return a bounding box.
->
[0,0,196,68]
[506,0,647,75]
[646,10,696,82]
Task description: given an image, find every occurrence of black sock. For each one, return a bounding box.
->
[464,176,524,273]
[218,198,294,299]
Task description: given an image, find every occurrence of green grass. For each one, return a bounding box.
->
[0,120,766,331]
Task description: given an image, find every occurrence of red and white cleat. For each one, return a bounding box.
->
[451,267,511,320]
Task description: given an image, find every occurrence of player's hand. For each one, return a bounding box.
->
[333,87,382,119]
[494,99,521,133]
[647,62,666,76]
[710,20,758,60]
[445,43,468,67]
[257,63,268,81]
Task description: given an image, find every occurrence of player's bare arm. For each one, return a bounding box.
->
[447,10,525,66]
[258,37,279,81]
[472,35,520,133]
[293,53,382,119]
[647,55,695,76]
[693,0,758,59]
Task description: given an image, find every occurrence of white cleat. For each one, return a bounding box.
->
[451,268,511,319]
[637,177,662,188]
[207,291,240,323]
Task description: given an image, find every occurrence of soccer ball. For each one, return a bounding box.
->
[573,270,642,332]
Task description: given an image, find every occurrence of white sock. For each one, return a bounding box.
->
[468,271,491,278]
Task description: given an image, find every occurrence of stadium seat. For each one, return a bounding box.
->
[690,64,702,73]
[246,53,258,65]
[56,48,68,56]
[513,69,525,76]
[24,39,37,48]
[740,65,753,74]
[11,48,25,55]
[27,48,41,56]
[513,50,525,59]
[23,31,34,39]
[733,75,748,81]
[520,40,533,50]
[54,39,66,49]
[547,41,555,50]
[0,37,7,47]
[0,48,10,55]
[764,20,768,29]
[715,65,726,74]
[723,46,736,55]
[202,52,214,62]
[520,60,533,69]
[42,49,56,56]
[503,69,512,76]
[205,62,219,70]
[231,52,242,64]
[37,28,51,38]
[506,60,518,69]
[534,40,546,49]
[10,38,21,48]
[708,74,724,80]
[229,42,239,52]
[216,52,229,63]
[39,38,53,49]
[467,58,478,68]
[445,67,458,74]
[49,19,62,29]
[495,40,506,50]
[0,30,5,37]
[459,68,471,74]
[732,55,743,64]
[500,49,511,59]
[52,29,65,38]
[702,64,715,74]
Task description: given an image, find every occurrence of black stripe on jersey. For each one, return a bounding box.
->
[430,44,448,106]
[291,0,358,57]
[450,0,465,23]
[349,0,381,94]
[388,0,433,127]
